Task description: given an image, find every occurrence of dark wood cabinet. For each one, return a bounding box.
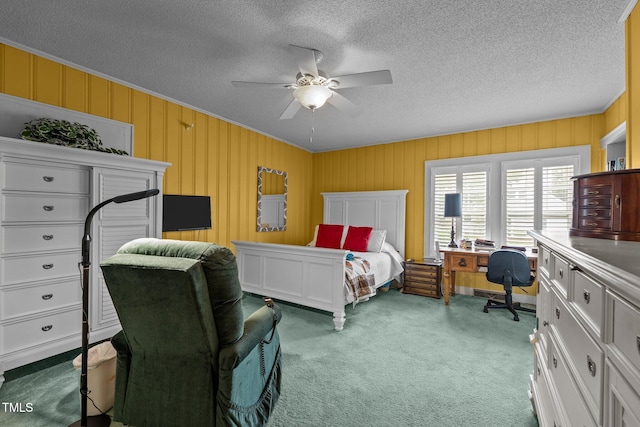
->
[402,260,442,299]
[571,169,640,241]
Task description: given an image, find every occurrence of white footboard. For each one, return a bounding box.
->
[232,241,348,331]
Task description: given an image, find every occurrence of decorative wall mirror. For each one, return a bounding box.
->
[257,166,287,231]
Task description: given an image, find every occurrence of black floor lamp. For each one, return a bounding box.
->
[444,193,462,248]
[69,189,159,427]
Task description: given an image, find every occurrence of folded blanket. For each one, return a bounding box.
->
[345,257,376,306]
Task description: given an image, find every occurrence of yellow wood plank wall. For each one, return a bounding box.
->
[627,6,640,168]
[0,44,314,250]
[312,116,605,261]
[604,92,626,136]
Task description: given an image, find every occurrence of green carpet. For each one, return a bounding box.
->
[0,290,539,427]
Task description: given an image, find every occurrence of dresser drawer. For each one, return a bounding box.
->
[3,161,89,194]
[538,246,551,279]
[609,292,640,375]
[548,336,598,427]
[553,294,603,421]
[551,253,570,299]
[1,308,80,354]
[2,251,80,285]
[1,278,81,319]
[2,194,88,222]
[2,224,82,254]
[571,271,604,340]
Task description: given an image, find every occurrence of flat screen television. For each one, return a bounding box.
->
[162,194,212,231]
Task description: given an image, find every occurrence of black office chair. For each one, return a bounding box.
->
[484,249,536,321]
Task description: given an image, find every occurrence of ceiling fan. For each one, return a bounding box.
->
[232,44,393,119]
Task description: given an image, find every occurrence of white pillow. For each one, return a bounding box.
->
[367,229,387,252]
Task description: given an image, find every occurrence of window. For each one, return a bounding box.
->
[433,167,489,245]
[425,146,589,257]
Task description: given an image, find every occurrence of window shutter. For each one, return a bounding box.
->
[434,174,457,244]
[542,165,574,232]
[505,167,535,247]
[461,171,487,240]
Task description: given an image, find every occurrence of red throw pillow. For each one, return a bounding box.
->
[315,224,344,249]
[342,226,373,251]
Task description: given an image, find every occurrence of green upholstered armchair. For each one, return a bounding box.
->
[100,238,282,427]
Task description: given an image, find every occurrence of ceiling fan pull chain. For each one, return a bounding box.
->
[310,109,315,143]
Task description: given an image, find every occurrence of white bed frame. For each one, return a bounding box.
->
[233,189,408,330]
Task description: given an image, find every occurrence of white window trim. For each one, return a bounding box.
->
[424,145,591,258]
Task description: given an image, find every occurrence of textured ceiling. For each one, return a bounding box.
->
[0,1,630,152]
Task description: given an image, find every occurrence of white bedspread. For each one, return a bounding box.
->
[345,242,405,303]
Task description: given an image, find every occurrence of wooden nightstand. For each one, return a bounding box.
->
[402,260,442,299]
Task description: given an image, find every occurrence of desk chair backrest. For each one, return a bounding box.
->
[486,249,534,290]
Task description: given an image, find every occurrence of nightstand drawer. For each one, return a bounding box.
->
[405,267,438,280]
[403,285,440,298]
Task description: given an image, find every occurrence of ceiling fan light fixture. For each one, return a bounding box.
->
[293,85,332,110]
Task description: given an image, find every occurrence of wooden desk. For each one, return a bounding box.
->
[439,247,538,305]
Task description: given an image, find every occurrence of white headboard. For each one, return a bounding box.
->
[322,190,408,257]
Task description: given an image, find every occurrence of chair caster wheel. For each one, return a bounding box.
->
[483,307,488,313]
[513,315,520,321]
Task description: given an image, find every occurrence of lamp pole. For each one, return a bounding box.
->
[69,189,159,427]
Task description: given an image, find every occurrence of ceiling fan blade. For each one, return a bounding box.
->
[279,99,302,120]
[232,81,292,89]
[326,91,362,118]
[288,44,319,77]
[330,70,392,89]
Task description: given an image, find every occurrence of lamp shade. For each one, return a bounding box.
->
[293,85,332,110]
[444,193,462,217]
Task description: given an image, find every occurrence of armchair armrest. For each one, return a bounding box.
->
[111,330,130,355]
[219,304,282,370]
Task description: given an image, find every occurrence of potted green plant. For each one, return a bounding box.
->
[20,118,128,155]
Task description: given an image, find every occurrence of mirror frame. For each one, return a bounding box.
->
[257,166,287,232]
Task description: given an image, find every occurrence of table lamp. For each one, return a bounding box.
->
[444,193,462,248]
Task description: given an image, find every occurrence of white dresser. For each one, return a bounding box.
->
[0,137,169,387]
[529,230,640,427]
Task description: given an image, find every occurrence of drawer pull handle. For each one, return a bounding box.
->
[555,307,560,319]
[42,294,53,300]
[42,234,54,240]
[542,320,549,327]
[636,336,639,355]
[544,257,548,265]
[43,205,55,212]
[458,258,467,267]
[587,190,599,195]
[43,176,54,182]
[615,194,621,208]
[552,355,557,368]
[586,201,599,206]
[586,222,597,227]
[583,290,591,304]
[587,355,597,377]
[42,263,54,269]
[41,325,53,332]
[558,269,563,279]
[586,212,598,217]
